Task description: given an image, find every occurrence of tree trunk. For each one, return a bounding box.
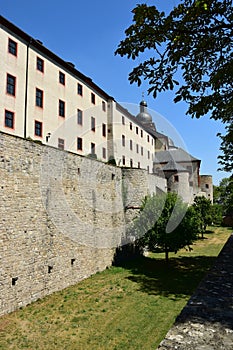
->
[201,227,204,239]
[165,249,169,263]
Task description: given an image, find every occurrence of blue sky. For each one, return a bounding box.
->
[1,0,229,184]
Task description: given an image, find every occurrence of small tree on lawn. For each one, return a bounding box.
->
[211,203,223,226]
[193,196,212,238]
[135,192,199,262]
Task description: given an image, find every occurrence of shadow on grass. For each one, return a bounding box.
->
[205,229,215,234]
[116,255,217,299]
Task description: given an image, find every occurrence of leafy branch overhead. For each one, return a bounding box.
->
[115,0,233,172]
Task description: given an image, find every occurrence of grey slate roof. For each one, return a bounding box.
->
[154,147,200,164]
[161,160,189,172]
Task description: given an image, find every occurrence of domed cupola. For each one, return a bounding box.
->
[136,100,153,124]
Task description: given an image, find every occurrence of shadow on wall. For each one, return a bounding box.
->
[112,243,143,267]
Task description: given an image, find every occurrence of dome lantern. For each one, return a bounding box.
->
[136,99,152,123]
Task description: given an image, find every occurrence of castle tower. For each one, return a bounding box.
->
[160,160,191,203]
[200,175,213,203]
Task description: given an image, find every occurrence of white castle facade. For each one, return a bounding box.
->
[0,16,213,204]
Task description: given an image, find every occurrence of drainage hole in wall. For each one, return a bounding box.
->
[12,277,18,286]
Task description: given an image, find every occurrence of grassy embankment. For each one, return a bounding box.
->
[0,226,231,350]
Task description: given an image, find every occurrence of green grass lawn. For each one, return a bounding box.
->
[0,226,231,350]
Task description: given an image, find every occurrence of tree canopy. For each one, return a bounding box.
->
[134,193,199,261]
[115,0,233,172]
[214,175,233,215]
[193,196,212,237]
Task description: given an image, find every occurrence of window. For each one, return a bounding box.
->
[59,71,65,85]
[8,38,17,56]
[151,139,154,145]
[91,142,95,155]
[77,83,83,96]
[136,144,139,153]
[102,147,106,159]
[174,175,179,182]
[91,92,95,104]
[130,159,133,167]
[122,135,125,147]
[122,155,126,166]
[77,137,83,150]
[102,123,106,137]
[148,151,150,159]
[138,162,140,169]
[122,116,125,125]
[130,139,133,151]
[37,57,44,72]
[36,88,43,108]
[147,135,150,142]
[5,110,14,129]
[102,101,106,111]
[6,74,16,96]
[58,138,65,150]
[77,109,83,125]
[130,122,132,130]
[91,116,95,132]
[141,146,143,156]
[205,184,209,189]
[141,130,143,138]
[136,126,138,134]
[35,120,42,137]
[59,99,65,117]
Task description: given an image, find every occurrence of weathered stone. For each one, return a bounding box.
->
[0,132,164,316]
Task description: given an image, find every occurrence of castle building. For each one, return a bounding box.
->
[0,16,154,173]
[0,15,213,203]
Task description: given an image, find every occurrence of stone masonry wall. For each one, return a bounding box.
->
[0,132,124,315]
[121,168,167,247]
[0,132,165,316]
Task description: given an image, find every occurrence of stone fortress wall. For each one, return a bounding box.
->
[0,131,166,316]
